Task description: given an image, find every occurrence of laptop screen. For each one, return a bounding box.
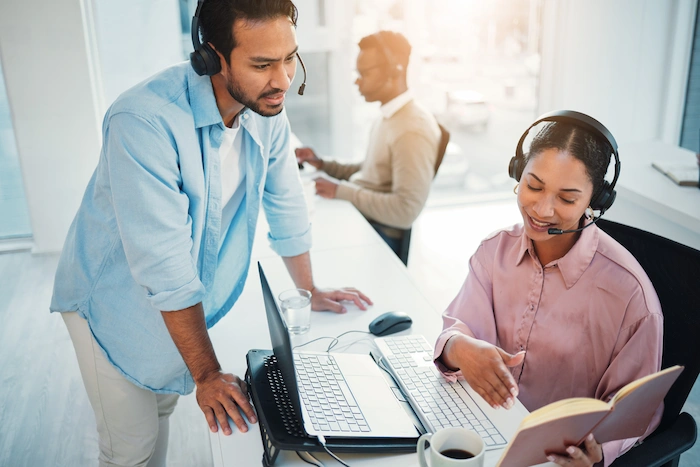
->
[257,262,305,425]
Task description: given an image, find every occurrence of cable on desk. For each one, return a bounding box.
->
[292,330,373,352]
[326,330,372,352]
[296,451,325,466]
[317,435,350,467]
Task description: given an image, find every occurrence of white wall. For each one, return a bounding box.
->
[0,0,103,253]
[538,0,696,147]
[0,0,186,253]
[94,0,183,106]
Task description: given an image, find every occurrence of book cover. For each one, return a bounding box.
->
[496,366,683,467]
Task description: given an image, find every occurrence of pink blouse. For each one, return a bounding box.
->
[434,223,663,466]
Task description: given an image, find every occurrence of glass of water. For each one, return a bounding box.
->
[278,288,312,335]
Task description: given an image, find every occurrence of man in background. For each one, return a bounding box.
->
[296,31,441,257]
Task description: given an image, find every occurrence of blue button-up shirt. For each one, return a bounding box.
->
[50,62,312,394]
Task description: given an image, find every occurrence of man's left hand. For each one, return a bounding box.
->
[310,287,373,314]
[547,434,603,467]
[314,176,339,199]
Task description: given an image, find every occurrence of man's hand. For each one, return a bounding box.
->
[314,176,339,198]
[195,370,257,436]
[295,147,324,169]
[547,434,603,467]
[443,334,525,409]
[310,286,373,314]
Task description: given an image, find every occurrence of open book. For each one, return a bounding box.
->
[652,160,699,187]
[496,365,683,467]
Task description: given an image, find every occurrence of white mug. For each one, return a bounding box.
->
[418,427,485,467]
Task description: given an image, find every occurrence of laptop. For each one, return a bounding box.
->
[257,263,527,445]
[259,263,417,438]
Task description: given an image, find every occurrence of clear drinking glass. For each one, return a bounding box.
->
[278,288,312,335]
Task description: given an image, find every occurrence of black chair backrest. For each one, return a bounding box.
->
[596,219,700,431]
[434,122,450,179]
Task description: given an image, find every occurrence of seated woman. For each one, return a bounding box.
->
[434,111,663,467]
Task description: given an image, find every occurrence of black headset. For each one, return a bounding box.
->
[189,0,307,95]
[508,110,620,215]
[371,32,404,78]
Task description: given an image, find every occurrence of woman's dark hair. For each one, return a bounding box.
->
[199,0,298,65]
[526,122,613,203]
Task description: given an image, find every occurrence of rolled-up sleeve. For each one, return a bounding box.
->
[263,113,312,257]
[434,246,498,378]
[105,112,205,312]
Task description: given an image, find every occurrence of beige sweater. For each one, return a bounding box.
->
[322,100,440,237]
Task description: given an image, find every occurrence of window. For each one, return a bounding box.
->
[0,60,32,240]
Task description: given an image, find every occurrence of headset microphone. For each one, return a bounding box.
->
[548,216,601,235]
[296,53,307,95]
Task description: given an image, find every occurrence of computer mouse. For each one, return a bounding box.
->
[369,311,413,337]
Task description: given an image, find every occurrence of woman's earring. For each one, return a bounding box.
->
[585,206,594,219]
[513,184,519,195]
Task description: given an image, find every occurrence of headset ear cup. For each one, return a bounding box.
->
[590,181,616,213]
[190,44,220,76]
[508,156,522,181]
[190,50,207,76]
[201,43,221,76]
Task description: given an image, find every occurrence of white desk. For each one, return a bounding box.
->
[608,140,700,250]
[208,197,536,466]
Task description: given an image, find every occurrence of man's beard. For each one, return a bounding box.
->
[225,70,284,117]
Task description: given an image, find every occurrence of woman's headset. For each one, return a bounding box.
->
[508,110,620,215]
[189,0,307,95]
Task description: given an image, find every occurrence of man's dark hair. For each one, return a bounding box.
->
[526,122,613,203]
[199,0,298,64]
[358,30,412,72]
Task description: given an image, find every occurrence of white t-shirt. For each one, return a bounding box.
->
[219,115,246,240]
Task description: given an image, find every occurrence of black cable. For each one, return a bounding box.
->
[317,435,350,467]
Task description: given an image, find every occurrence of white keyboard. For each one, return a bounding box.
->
[294,353,370,433]
[376,335,507,448]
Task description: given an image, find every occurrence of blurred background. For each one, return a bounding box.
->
[3,0,697,250]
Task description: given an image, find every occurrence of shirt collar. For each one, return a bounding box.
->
[380,90,413,119]
[514,220,600,289]
[187,65,224,129]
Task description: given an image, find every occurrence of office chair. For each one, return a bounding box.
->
[595,219,700,467]
[372,122,450,266]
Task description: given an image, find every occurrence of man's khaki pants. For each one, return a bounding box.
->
[62,312,179,467]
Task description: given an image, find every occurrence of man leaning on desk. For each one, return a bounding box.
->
[49,1,371,466]
[295,31,441,257]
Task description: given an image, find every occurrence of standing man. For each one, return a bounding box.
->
[51,1,370,466]
[296,31,441,256]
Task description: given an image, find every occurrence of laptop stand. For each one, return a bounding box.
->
[246,349,419,466]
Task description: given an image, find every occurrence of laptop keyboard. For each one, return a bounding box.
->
[380,335,507,448]
[294,353,370,433]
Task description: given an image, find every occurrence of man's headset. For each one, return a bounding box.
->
[371,31,404,78]
[508,110,620,235]
[189,0,307,95]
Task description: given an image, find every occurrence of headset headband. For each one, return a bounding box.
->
[509,110,621,214]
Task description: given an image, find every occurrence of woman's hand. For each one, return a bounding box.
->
[442,334,525,409]
[547,434,603,466]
